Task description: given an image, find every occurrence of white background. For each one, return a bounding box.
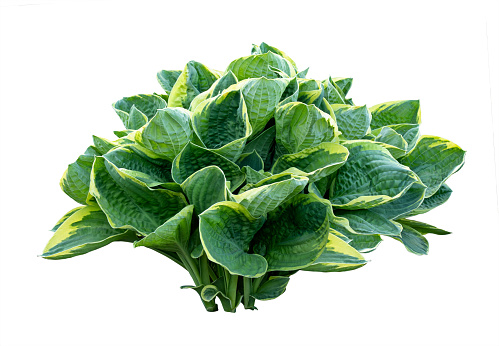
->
[1,1,498,345]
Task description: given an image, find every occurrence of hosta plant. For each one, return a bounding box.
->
[42,42,466,312]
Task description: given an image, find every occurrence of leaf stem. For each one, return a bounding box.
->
[243,277,252,308]
[227,273,239,311]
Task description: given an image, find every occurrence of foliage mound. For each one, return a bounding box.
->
[42,42,465,312]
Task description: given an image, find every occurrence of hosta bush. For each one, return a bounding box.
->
[42,42,466,312]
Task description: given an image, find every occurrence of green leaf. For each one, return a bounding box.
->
[399,136,465,197]
[168,60,221,108]
[406,183,453,217]
[60,146,99,205]
[199,202,267,278]
[331,104,371,140]
[335,229,383,253]
[253,42,298,71]
[232,77,289,136]
[89,157,187,235]
[272,142,349,184]
[92,135,118,155]
[371,123,420,154]
[369,100,421,129]
[252,194,330,271]
[235,150,264,171]
[336,209,402,236]
[103,146,173,187]
[226,51,296,81]
[323,79,347,105]
[369,179,427,220]
[331,77,353,96]
[297,79,324,107]
[233,175,308,217]
[251,276,290,300]
[113,94,167,129]
[135,107,193,161]
[391,223,429,255]
[279,77,299,106]
[134,205,194,252]
[275,102,338,154]
[241,166,268,185]
[302,233,367,272]
[191,89,251,161]
[157,70,182,93]
[42,205,137,259]
[172,142,245,191]
[50,206,85,232]
[181,166,227,214]
[242,126,276,171]
[396,219,450,235]
[373,126,408,159]
[189,71,239,112]
[127,105,148,130]
[330,141,420,209]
